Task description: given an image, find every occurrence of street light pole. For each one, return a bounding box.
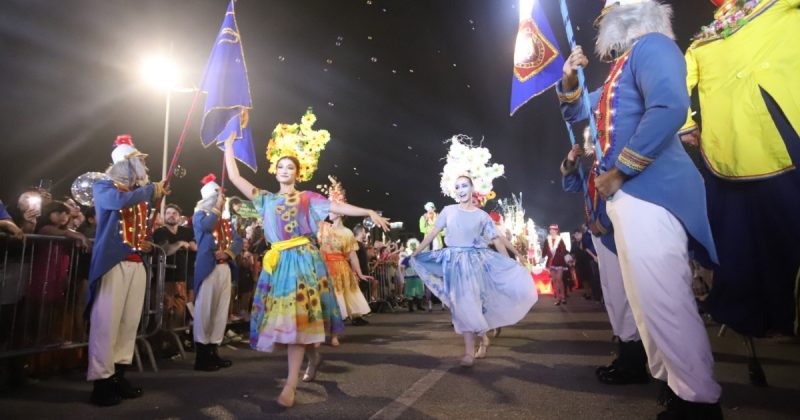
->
[160,88,171,219]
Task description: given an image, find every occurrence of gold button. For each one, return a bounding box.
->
[736,71,746,79]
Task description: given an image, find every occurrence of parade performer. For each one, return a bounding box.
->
[542,224,569,306]
[223,108,389,408]
[86,135,169,406]
[562,144,647,385]
[557,1,722,416]
[419,202,444,250]
[680,0,800,338]
[317,176,374,344]
[411,136,537,367]
[401,239,425,312]
[192,174,242,371]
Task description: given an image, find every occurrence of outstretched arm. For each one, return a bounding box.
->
[412,225,444,257]
[224,138,257,200]
[492,237,509,258]
[329,201,390,231]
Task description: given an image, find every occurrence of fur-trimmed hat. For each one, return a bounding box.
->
[111,134,147,164]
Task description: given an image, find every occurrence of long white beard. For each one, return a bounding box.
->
[195,195,218,213]
[106,160,150,189]
[596,1,675,62]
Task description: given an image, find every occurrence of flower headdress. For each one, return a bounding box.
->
[440,134,504,203]
[266,107,331,182]
[317,175,346,203]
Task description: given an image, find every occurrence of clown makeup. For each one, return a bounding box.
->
[454,176,474,204]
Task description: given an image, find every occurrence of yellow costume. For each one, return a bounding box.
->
[681,0,800,180]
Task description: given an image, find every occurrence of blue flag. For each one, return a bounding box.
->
[509,0,565,116]
[200,0,257,171]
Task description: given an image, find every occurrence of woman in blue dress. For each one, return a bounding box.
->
[411,176,538,367]
[224,139,389,407]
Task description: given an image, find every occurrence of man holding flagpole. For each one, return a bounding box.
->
[555,1,723,418]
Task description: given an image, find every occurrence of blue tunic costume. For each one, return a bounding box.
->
[556,33,717,263]
[86,179,155,312]
[192,210,243,292]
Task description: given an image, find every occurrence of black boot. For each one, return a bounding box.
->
[597,340,649,385]
[113,364,143,399]
[90,377,122,407]
[194,343,220,371]
[408,299,415,312]
[657,395,724,420]
[210,344,232,368]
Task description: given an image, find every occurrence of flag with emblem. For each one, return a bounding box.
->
[510,0,565,116]
[199,0,257,171]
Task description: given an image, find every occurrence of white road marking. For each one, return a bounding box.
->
[368,362,454,420]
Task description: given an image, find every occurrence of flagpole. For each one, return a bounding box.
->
[558,0,604,161]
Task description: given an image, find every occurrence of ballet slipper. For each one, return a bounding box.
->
[330,336,340,347]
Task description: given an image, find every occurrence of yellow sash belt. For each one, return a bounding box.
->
[263,236,311,274]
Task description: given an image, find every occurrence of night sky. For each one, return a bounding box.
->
[0,0,715,235]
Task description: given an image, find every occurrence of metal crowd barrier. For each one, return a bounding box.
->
[369,260,401,312]
[0,234,165,373]
[155,248,255,361]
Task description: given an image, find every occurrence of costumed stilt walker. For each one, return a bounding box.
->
[562,143,647,385]
[192,174,243,371]
[223,109,389,408]
[317,176,374,344]
[679,0,800,378]
[411,135,538,367]
[86,135,169,406]
[556,1,723,417]
[542,225,569,305]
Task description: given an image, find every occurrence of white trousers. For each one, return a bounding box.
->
[193,264,231,344]
[87,261,146,381]
[607,190,721,403]
[591,235,640,342]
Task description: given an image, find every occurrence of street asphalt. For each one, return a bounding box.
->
[1,294,799,419]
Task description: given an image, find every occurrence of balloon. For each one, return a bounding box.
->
[71,172,109,206]
[362,216,375,230]
[173,165,187,178]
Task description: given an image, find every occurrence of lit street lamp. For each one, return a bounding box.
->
[139,52,196,217]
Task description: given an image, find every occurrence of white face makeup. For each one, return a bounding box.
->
[454,177,474,204]
[276,158,298,184]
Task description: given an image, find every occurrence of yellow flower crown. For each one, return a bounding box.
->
[266,107,331,182]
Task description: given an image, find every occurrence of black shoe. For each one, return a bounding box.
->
[90,377,122,407]
[597,340,649,385]
[194,343,220,371]
[210,344,232,368]
[408,302,415,312]
[597,366,650,385]
[113,364,143,399]
[657,395,723,420]
[351,317,369,326]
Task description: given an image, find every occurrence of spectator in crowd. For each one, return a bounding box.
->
[0,200,23,239]
[77,207,97,239]
[152,204,196,356]
[353,224,378,302]
[63,198,85,231]
[10,188,47,234]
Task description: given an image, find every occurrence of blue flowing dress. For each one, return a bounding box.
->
[411,205,538,334]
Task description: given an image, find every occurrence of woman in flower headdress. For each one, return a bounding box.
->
[317,176,375,345]
[411,136,538,367]
[223,109,389,408]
